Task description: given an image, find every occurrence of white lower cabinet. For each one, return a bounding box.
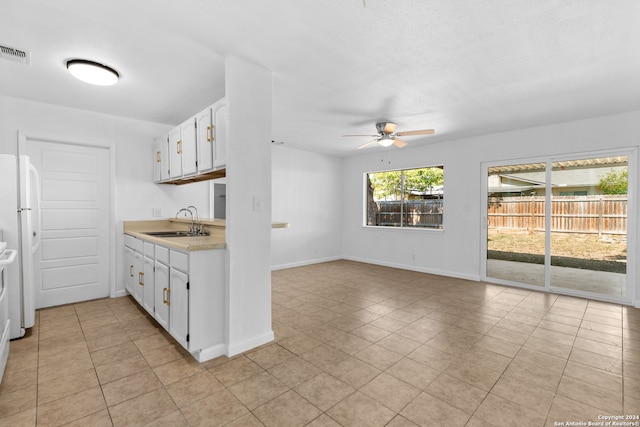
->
[124,235,144,305]
[124,247,135,297]
[124,234,225,362]
[142,255,155,315]
[133,251,144,304]
[168,267,189,348]
[154,260,169,330]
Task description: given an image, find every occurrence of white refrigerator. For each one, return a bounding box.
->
[0,154,38,339]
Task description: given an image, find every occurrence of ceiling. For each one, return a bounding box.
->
[2,1,640,156]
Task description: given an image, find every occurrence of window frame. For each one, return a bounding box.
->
[362,165,445,231]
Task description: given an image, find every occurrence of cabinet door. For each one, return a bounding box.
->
[153,137,169,182]
[143,256,155,315]
[169,268,189,349]
[153,140,161,183]
[124,247,135,296]
[154,261,169,330]
[168,127,182,179]
[153,137,169,183]
[196,108,214,172]
[180,119,197,176]
[133,251,144,304]
[213,104,228,169]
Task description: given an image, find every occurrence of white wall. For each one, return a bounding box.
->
[342,110,640,304]
[225,57,274,355]
[271,145,343,269]
[0,95,212,297]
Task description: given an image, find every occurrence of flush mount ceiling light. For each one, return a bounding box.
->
[66,59,119,86]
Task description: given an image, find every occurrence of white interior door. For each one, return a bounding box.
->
[27,139,110,308]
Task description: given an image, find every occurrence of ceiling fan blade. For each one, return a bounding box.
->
[383,122,398,134]
[342,134,379,137]
[395,129,435,137]
[393,138,407,148]
[357,139,378,149]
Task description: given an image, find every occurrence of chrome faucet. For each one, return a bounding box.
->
[186,205,203,235]
[175,208,195,234]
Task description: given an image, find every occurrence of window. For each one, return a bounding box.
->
[365,166,444,228]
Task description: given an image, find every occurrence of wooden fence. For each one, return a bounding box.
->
[487,195,627,235]
[375,200,443,228]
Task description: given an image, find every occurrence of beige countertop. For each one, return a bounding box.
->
[124,220,226,251]
[124,218,289,251]
[171,218,290,229]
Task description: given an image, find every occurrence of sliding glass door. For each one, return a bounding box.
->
[484,151,634,302]
[549,157,628,298]
[486,162,546,287]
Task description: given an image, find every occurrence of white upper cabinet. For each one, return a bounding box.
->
[168,126,182,179]
[196,107,214,172]
[153,137,169,183]
[180,118,197,176]
[168,119,197,180]
[213,102,228,170]
[155,97,227,184]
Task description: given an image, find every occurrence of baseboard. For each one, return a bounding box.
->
[193,343,226,363]
[271,256,342,271]
[227,330,275,357]
[342,256,481,282]
[112,289,129,298]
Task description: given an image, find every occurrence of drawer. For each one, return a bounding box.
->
[155,245,169,265]
[124,235,143,252]
[144,242,155,258]
[170,250,189,272]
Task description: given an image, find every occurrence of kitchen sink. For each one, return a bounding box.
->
[142,230,208,238]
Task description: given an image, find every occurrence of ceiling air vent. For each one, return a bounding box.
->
[0,44,31,65]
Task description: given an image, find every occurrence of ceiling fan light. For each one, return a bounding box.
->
[378,136,394,147]
[66,59,119,86]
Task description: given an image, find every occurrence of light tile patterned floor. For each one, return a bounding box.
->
[1,260,639,426]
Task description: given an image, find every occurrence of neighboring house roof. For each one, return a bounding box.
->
[408,185,444,196]
[488,159,626,194]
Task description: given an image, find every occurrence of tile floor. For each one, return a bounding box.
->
[1,259,639,426]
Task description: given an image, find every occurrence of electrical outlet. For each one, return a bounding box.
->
[152,207,163,217]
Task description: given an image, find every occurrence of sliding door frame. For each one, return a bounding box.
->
[480,147,637,306]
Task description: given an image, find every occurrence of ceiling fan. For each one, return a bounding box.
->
[343,122,435,149]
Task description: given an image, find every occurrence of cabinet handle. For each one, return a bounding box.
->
[211,124,215,142]
[177,140,182,154]
[156,151,161,162]
[138,272,144,286]
[208,125,215,143]
[163,287,167,304]
[166,288,171,305]
[129,265,133,277]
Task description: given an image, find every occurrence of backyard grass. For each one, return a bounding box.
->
[488,229,627,262]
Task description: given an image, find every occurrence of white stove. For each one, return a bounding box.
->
[0,240,17,383]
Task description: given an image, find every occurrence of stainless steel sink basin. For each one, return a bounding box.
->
[143,231,190,237]
[142,230,209,238]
